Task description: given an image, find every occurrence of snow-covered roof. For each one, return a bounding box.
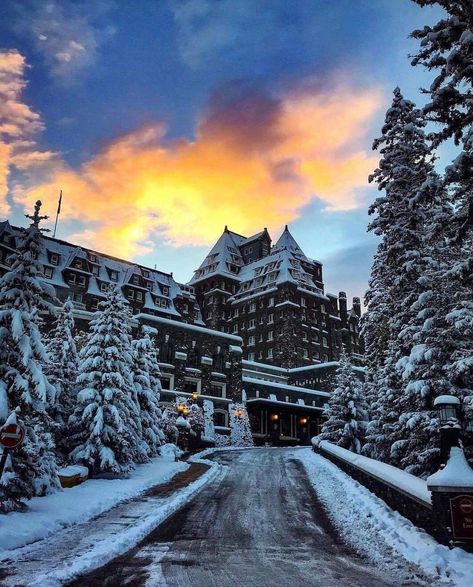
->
[427,447,473,490]
[188,225,324,300]
[242,376,330,398]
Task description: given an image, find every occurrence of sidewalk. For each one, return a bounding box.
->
[0,459,219,587]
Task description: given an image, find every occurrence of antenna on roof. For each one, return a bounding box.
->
[53,190,62,238]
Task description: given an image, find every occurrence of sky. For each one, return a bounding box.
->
[0,0,446,303]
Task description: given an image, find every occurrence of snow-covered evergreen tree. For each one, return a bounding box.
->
[319,352,368,454]
[229,403,253,447]
[44,299,79,457]
[132,332,164,457]
[203,400,215,442]
[0,201,60,512]
[69,287,143,475]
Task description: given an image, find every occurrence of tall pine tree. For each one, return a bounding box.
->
[44,299,79,458]
[69,287,143,475]
[132,332,164,458]
[0,201,60,512]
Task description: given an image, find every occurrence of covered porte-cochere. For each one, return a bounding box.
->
[246,398,323,446]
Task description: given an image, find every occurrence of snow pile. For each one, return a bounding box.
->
[314,439,431,504]
[427,447,473,489]
[0,454,187,553]
[297,449,473,586]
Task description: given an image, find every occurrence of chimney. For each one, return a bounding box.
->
[338,291,347,321]
[353,297,361,318]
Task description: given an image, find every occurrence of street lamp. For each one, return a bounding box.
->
[434,395,461,466]
[234,407,244,419]
[434,395,460,423]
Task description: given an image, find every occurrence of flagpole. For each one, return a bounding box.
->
[53,190,62,238]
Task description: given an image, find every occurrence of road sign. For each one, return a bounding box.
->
[0,422,25,449]
[450,495,473,540]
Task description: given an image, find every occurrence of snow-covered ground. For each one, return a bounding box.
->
[0,451,188,553]
[294,449,473,587]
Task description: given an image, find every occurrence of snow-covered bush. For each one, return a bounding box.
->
[229,403,253,447]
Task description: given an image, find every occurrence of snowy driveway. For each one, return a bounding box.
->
[70,448,401,586]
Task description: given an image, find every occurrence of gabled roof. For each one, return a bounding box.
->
[272,225,308,259]
[188,227,245,285]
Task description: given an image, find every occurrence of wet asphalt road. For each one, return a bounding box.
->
[69,448,400,587]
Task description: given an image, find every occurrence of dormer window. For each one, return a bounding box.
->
[127,289,135,300]
[50,253,59,266]
[131,274,140,285]
[73,260,82,269]
[142,269,150,278]
[100,282,108,292]
[91,265,99,276]
[110,270,118,282]
[44,266,53,279]
[88,253,97,263]
[162,286,169,296]
[146,281,153,291]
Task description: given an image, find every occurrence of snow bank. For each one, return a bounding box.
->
[0,454,188,553]
[296,449,473,586]
[313,438,431,505]
[27,455,222,586]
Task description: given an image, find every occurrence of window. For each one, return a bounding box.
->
[249,302,256,313]
[209,382,226,398]
[162,286,169,296]
[91,298,99,310]
[183,377,201,394]
[268,297,274,307]
[320,304,326,313]
[136,291,143,302]
[132,275,140,285]
[142,269,150,278]
[323,336,328,347]
[110,270,118,282]
[248,319,256,329]
[303,349,309,358]
[248,335,255,346]
[88,253,97,263]
[91,265,99,276]
[159,375,172,390]
[248,352,255,361]
[233,308,239,318]
[100,282,108,292]
[77,275,86,287]
[267,330,273,341]
[232,324,238,333]
[268,313,274,324]
[68,274,76,285]
[127,290,135,300]
[323,353,329,361]
[301,297,306,307]
[267,348,273,358]
[72,292,83,303]
[146,281,153,290]
[44,266,53,278]
[214,410,228,427]
[50,253,59,266]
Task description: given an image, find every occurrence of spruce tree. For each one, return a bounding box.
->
[44,299,79,458]
[132,332,164,457]
[319,352,368,454]
[0,201,60,512]
[69,287,142,475]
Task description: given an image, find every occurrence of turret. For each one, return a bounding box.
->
[353,297,361,318]
[338,291,347,322]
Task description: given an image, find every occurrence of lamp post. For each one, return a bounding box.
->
[434,395,461,467]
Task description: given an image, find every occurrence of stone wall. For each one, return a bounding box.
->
[312,443,446,544]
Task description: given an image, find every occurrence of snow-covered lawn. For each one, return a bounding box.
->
[0,452,188,554]
[294,449,473,587]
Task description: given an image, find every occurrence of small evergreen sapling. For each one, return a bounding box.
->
[319,352,368,454]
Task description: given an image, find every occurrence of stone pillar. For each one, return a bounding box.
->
[427,446,473,551]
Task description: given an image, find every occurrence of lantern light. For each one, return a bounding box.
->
[191,392,199,401]
[300,417,308,425]
[270,414,279,421]
[434,395,460,424]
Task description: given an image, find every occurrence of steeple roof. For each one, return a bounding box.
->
[272,225,307,259]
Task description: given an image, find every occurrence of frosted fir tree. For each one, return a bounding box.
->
[161,407,179,445]
[44,299,79,455]
[0,201,60,512]
[132,333,164,457]
[69,287,143,475]
[319,351,368,454]
[229,403,254,447]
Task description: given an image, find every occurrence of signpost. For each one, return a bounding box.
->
[0,421,26,479]
[451,495,473,541]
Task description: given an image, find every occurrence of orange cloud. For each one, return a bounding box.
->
[19,78,382,258]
